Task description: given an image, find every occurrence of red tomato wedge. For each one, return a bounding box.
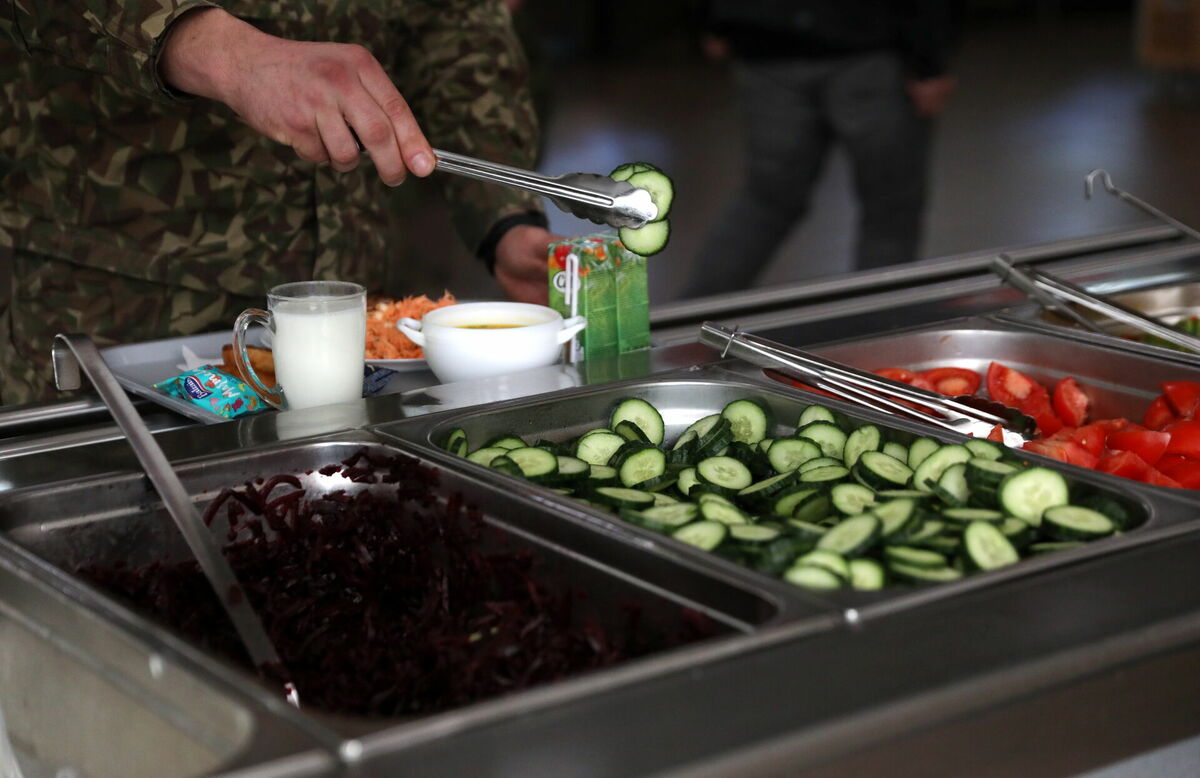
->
[1143,395,1178,431]
[1097,450,1152,480]
[1105,427,1170,466]
[1052,377,1090,427]
[1159,457,1200,489]
[1023,439,1099,469]
[874,368,918,384]
[921,367,982,397]
[1066,422,1110,458]
[1142,468,1183,488]
[986,423,1005,443]
[1161,380,1200,419]
[986,362,1038,407]
[1164,420,1200,459]
[1019,386,1063,435]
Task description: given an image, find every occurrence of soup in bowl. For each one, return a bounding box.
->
[398,302,586,383]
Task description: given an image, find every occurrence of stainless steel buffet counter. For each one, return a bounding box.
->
[3,224,1200,777]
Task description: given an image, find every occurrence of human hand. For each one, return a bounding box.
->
[906,76,958,118]
[160,7,433,186]
[493,225,558,305]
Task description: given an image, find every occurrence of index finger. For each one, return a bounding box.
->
[357,59,434,178]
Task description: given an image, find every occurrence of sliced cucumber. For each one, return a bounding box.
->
[626,169,674,221]
[964,439,1005,460]
[907,437,941,469]
[796,421,848,460]
[884,545,947,569]
[912,444,971,493]
[736,471,800,511]
[966,457,1019,490]
[843,424,882,468]
[798,465,850,485]
[888,561,963,584]
[730,524,782,545]
[721,398,772,444]
[624,502,698,532]
[998,467,1069,526]
[854,450,914,490]
[618,446,668,488]
[506,446,559,479]
[696,456,754,491]
[798,405,836,426]
[609,161,657,182]
[575,430,626,466]
[791,491,832,524]
[767,437,822,473]
[699,498,750,526]
[785,564,844,590]
[466,446,508,467]
[673,520,728,551]
[963,520,1020,571]
[849,558,887,590]
[772,486,818,517]
[1042,505,1116,541]
[619,219,670,256]
[882,441,910,463]
[591,486,656,509]
[830,483,877,515]
[933,461,970,506]
[816,514,881,557]
[872,498,920,539]
[610,397,665,445]
[444,427,468,457]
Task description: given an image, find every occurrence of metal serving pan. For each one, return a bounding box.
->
[793,314,1198,423]
[0,545,332,778]
[377,369,1200,620]
[0,433,835,752]
[1038,280,1200,334]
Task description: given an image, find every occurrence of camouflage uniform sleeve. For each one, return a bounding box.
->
[2,0,219,100]
[393,0,545,257]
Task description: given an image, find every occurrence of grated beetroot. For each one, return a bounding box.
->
[79,449,713,718]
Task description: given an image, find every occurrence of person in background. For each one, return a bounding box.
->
[0,0,553,405]
[684,0,961,299]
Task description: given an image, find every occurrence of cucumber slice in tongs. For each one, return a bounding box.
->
[608,164,674,256]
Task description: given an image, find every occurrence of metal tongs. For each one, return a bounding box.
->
[700,322,1037,447]
[434,149,658,229]
[51,334,299,706]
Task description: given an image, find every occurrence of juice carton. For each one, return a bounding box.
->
[614,245,650,352]
[547,235,618,362]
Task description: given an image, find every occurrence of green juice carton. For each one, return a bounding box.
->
[548,233,651,363]
[547,235,616,362]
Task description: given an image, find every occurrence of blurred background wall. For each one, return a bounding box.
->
[387,0,1200,304]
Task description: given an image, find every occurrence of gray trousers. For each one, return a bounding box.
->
[686,51,931,298]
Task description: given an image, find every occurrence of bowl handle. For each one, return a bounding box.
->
[397,317,426,346]
[556,315,588,344]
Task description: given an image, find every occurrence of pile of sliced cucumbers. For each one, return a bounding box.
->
[443,397,1136,592]
[611,162,672,256]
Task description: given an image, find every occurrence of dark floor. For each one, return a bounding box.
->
[394,8,1200,305]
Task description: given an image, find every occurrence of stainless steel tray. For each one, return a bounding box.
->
[1039,280,1200,335]
[375,369,1200,618]
[0,433,835,749]
[800,314,1198,422]
[0,544,332,778]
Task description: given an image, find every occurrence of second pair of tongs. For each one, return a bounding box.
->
[434,149,657,229]
[991,255,1200,357]
[700,322,1037,447]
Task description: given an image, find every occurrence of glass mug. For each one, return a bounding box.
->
[232,281,366,410]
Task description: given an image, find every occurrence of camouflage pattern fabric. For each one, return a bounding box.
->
[0,0,543,405]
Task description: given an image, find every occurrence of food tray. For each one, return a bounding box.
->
[800,314,1197,421]
[0,541,329,778]
[1038,280,1200,335]
[99,331,425,424]
[375,370,1200,617]
[0,433,833,747]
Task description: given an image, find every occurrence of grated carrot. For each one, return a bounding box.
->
[366,292,457,360]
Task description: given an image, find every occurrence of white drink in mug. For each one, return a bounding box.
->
[233,281,366,411]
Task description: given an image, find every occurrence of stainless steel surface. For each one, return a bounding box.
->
[1018,264,1200,357]
[0,546,332,778]
[1085,168,1200,244]
[434,149,657,229]
[0,433,832,751]
[783,315,1198,424]
[699,321,1036,446]
[50,333,287,683]
[379,369,1198,621]
[990,254,1109,334]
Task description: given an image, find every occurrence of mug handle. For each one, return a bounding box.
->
[397,317,426,346]
[556,315,588,344]
[232,308,286,410]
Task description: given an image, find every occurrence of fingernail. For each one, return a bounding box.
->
[411,152,433,177]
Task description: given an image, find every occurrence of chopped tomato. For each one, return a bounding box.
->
[986,362,1038,407]
[1052,377,1090,427]
[1105,428,1171,466]
[1066,422,1109,458]
[1164,419,1200,459]
[986,423,1005,443]
[1097,450,1153,481]
[1158,458,1200,489]
[1156,454,1191,471]
[1161,380,1200,419]
[1095,417,1131,436]
[909,375,937,393]
[1019,386,1063,435]
[1142,468,1183,489]
[921,367,982,397]
[1022,439,1098,469]
[1143,395,1179,431]
[874,367,918,384]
